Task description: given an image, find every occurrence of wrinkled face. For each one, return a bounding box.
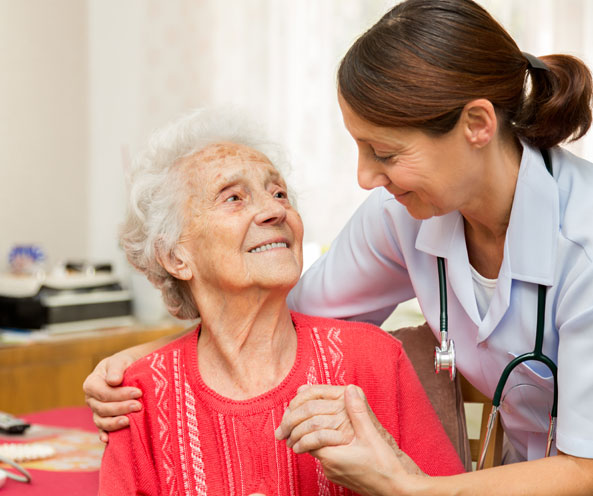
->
[338,93,479,220]
[176,142,304,294]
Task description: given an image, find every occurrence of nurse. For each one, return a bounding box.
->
[275,0,593,492]
[84,0,593,493]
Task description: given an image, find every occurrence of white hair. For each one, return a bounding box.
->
[120,107,294,319]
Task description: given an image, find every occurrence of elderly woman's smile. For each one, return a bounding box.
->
[248,240,289,253]
[176,142,304,293]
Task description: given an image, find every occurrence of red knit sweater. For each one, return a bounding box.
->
[99,312,464,495]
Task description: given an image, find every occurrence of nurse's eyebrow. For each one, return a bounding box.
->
[356,137,393,147]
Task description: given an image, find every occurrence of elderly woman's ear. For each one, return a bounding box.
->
[155,242,193,281]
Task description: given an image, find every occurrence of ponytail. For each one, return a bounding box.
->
[338,0,593,149]
[513,54,592,149]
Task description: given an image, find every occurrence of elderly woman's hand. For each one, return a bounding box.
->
[83,351,143,442]
[275,384,355,452]
[275,384,398,454]
[310,385,427,495]
[276,384,426,494]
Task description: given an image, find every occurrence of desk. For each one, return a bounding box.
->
[0,323,185,415]
[1,407,102,494]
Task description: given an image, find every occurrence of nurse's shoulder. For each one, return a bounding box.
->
[553,146,593,256]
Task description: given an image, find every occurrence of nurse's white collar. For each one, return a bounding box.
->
[415,143,559,285]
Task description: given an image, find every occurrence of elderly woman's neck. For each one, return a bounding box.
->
[197,297,297,400]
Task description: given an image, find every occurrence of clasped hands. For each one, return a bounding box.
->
[274,384,426,495]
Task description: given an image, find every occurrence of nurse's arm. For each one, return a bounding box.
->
[411,453,593,496]
[313,386,593,495]
[83,328,190,439]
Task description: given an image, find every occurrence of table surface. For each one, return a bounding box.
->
[0,407,102,495]
[0,322,186,415]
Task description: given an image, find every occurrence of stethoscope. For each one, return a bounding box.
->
[434,148,559,470]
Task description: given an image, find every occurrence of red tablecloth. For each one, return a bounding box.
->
[0,407,101,495]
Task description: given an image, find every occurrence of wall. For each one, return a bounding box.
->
[0,0,88,269]
[2,0,592,280]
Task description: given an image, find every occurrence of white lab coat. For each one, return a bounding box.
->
[288,143,593,461]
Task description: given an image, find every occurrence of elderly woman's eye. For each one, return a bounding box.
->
[225,194,240,202]
[274,191,287,199]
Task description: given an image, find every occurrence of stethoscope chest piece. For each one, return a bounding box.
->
[435,336,456,380]
[434,256,456,381]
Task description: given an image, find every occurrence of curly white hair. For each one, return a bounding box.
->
[120,107,294,319]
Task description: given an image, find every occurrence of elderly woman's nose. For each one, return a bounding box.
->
[357,156,390,190]
[253,193,288,225]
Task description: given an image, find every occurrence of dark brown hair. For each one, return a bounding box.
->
[338,0,592,149]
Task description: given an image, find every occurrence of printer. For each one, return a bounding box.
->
[0,265,133,333]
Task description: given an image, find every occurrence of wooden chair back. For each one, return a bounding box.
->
[390,323,503,471]
[459,374,503,469]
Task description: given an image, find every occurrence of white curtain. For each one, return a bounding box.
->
[479,0,593,159]
[88,0,593,270]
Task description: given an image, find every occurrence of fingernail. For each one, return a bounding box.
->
[274,427,283,440]
[346,384,359,399]
[118,417,129,427]
[130,390,141,399]
[129,403,141,412]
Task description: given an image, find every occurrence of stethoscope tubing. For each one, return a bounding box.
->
[492,285,558,415]
[477,149,558,468]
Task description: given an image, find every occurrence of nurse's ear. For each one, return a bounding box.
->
[459,99,497,148]
[155,240,193,281]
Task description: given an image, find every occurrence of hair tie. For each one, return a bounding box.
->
[522,51,550,71]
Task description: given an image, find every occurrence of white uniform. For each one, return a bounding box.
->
[288,144,593,461]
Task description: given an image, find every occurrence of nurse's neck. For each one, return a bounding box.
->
[462,136,522,279]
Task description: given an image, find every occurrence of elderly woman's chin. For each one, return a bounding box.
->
[244,250,303,291]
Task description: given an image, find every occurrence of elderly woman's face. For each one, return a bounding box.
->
[176,142,304,294]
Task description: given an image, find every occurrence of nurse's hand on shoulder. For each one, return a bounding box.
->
[276,384,426,494]
[82,350,143,442]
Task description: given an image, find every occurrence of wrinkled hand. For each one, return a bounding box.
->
[275,384,397,453]
[276,384,426,495]
[275,384,355,453]
[82,351,142,442]
[313,385,426,495]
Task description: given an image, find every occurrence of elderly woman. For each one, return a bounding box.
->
[97,108,463,495]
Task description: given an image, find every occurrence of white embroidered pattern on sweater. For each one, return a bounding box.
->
[327,328,345,386]
[151,324,350,495]
[310,326,352,496]
[218,413,235,495]
[150,352,178,495]
[184,378,207,495]
[173,351,191,494]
